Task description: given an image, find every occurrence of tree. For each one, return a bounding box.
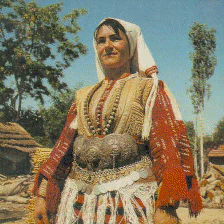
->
[185,121,196,145]
[213,117,224,146]
[0,105,17,122]
[39,84,82,147]
[188,22,217,177]
[18,109,45,137]
[0,0,87,120]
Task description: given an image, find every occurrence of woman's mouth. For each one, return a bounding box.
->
[104,52,117,57]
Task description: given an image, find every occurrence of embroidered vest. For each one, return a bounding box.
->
[76,76,153,139]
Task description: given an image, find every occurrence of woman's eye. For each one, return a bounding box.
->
[97,38,105,44]
[111,36,121,41]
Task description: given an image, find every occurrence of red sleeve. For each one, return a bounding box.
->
[149,81,202,216]
[176,120,195,177]
[39,100,77,180]
[33,100,77,196]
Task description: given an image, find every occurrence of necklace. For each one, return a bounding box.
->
[83,79,126,136]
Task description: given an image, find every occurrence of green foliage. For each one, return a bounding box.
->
[18,109,45,137]
[188,22,216,113]
[185,121,196,148]
[0,0,87,119]
[0,106,45,137]
[213,117,224,146]
[39,85,82,147]
[203,135,214,155]
[0,105,17,122]
[185,121,195,140]
[0,81,14,106]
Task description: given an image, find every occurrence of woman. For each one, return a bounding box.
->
[33,18,202,224]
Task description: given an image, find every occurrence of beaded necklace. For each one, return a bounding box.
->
[83,75,128,136]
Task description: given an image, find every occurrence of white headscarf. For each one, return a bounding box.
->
[93,18,158,81]
[93,18,159,139]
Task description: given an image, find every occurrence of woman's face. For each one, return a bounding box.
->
[96,25,130,70]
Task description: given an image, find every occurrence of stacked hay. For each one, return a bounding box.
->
[200,164,224,208]
[26,147,52,224]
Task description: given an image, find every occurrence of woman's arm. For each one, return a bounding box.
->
[33,100,78,221]
[149,81,202,216]
[38,100,78,180]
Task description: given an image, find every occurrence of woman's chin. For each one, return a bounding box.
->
[102,63,120,70]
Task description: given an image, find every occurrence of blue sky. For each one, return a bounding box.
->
[25,0,224,134]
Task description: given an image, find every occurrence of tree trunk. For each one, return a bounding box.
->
[16,93,22,122]
[199,110,204,178]
[14,74,23,122]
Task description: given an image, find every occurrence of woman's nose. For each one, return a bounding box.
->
[104,39,113,49]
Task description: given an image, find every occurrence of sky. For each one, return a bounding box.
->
[24,0,224,134]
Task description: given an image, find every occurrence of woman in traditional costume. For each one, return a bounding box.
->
[33,18,202,224]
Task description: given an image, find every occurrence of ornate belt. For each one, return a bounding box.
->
[69,155,152,185]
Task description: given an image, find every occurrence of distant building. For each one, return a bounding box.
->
[0,122,42,175]
[207,145,224,170]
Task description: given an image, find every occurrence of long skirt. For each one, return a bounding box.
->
[56,178,157,224]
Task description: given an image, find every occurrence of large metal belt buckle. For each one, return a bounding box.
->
[73,133,140,171]
[70,133,152,184]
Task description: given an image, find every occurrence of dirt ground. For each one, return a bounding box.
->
[177,207,224,224]
[0,201,27,224]
[1,201,224,224]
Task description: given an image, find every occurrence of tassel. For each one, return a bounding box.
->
[46,178,61,214]
[188,175,203,217]
[156,166,189,208]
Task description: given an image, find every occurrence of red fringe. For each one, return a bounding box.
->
[156,166,189,207]
[46,178,61,214]
[188,175,203,217]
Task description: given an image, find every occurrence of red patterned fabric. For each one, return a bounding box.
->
[39,101,77,180]
[149,81,202,215]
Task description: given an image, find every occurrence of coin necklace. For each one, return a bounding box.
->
[83,79,126,136]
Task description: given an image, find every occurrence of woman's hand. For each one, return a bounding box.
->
[153,207,180,224]
[34,197,49,224]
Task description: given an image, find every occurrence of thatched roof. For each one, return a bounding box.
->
[0,122,42,153]
[208,145,224,158]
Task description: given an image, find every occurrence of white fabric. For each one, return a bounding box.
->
[56,177,157,224]
[142,74,158,140]
[69,117,78,129]
[93,18,157,81]
[164,83,182,120]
